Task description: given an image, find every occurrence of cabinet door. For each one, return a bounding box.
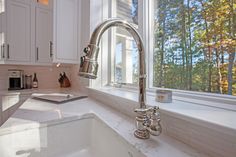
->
[0,0,5,61]
[6,0,31,62]
[0,15,5,61]
[54,0,78,64]
[35,7,52,63]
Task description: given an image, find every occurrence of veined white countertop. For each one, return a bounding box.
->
[88,87,236,137]
[0,88,211,157]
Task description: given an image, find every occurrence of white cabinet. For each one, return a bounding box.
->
[5,0,31,63]
[35,6,53,63]
[0,13,4,61]
[53,0,79,64]
[0,93,20,126]
[0,0,80,65]
[0,0,4,61]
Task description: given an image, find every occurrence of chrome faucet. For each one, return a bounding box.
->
[79,19,161,139]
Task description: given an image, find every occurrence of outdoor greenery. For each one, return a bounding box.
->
[153,0,236,95]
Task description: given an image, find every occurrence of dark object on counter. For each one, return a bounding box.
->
[58,72,71,88]
[8,69,24,90]
[32,73,38,88]
[58,73,64,85]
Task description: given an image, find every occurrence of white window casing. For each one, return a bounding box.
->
[86,0,236,110]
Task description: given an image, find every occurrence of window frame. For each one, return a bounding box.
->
[107,0,154,89]
[108,0,143,86]
[96,0,236,110]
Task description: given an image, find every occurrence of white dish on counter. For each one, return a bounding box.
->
[32,93,88,104]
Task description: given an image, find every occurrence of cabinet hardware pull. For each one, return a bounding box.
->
[49,41,53,58]
[0,45,2,58]
[36,47,39,61]
[7,44,10,59]
[1,44,5,59]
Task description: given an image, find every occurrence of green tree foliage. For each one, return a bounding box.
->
[153,0,236,95]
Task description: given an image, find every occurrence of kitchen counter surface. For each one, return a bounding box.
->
[0,89,210,157]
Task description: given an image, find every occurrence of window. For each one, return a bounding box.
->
[111,0,139,85]
[151,0,236,96]
[108,0,236,96]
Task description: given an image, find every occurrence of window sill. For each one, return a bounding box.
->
[87,86,236,137]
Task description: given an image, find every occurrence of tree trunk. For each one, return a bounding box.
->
[180,0,187,89]
[216,48,223,94]
[228,51,235,95]
[227,0,236,95]
[220,34,225,64]
[187,0,192,90]
[200,0,212,92]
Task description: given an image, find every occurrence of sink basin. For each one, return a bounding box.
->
[0,114,146,157]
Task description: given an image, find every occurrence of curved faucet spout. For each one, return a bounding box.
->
[79,18,162,139]
[90,19,144,52]
[79,19,147,109]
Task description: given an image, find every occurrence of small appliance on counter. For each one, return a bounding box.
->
[8,69,24,90]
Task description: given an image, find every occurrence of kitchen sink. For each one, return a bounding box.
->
[0,114,146,157]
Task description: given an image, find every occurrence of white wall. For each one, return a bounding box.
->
[70,0,107,91]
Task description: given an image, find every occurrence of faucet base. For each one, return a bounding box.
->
[134,129,150,139]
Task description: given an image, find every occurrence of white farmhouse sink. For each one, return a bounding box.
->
[0,114,146,157]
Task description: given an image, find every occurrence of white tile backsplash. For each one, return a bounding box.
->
[0,64,74,126]
[70,65,89,92]
[0,65,72,90]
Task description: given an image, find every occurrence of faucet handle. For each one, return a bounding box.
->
[80,56,85,67]
[150,106,160,119]
[83,47,90,55]
[150,106,159,114]
[148,106,162,136]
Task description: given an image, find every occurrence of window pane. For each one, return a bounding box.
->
[113,0,139,85]
[153,0,236,95]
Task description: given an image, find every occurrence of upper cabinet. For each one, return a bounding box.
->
[0,0,5,61]
[53,0,79,64]
[35,2,53,64]
[3,0,31,63]
[0,0,80,65]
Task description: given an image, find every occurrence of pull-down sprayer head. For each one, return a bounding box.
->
[79,44,99,79]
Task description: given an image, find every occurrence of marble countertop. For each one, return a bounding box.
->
[0,89,210,157]
[88,87,236,137]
